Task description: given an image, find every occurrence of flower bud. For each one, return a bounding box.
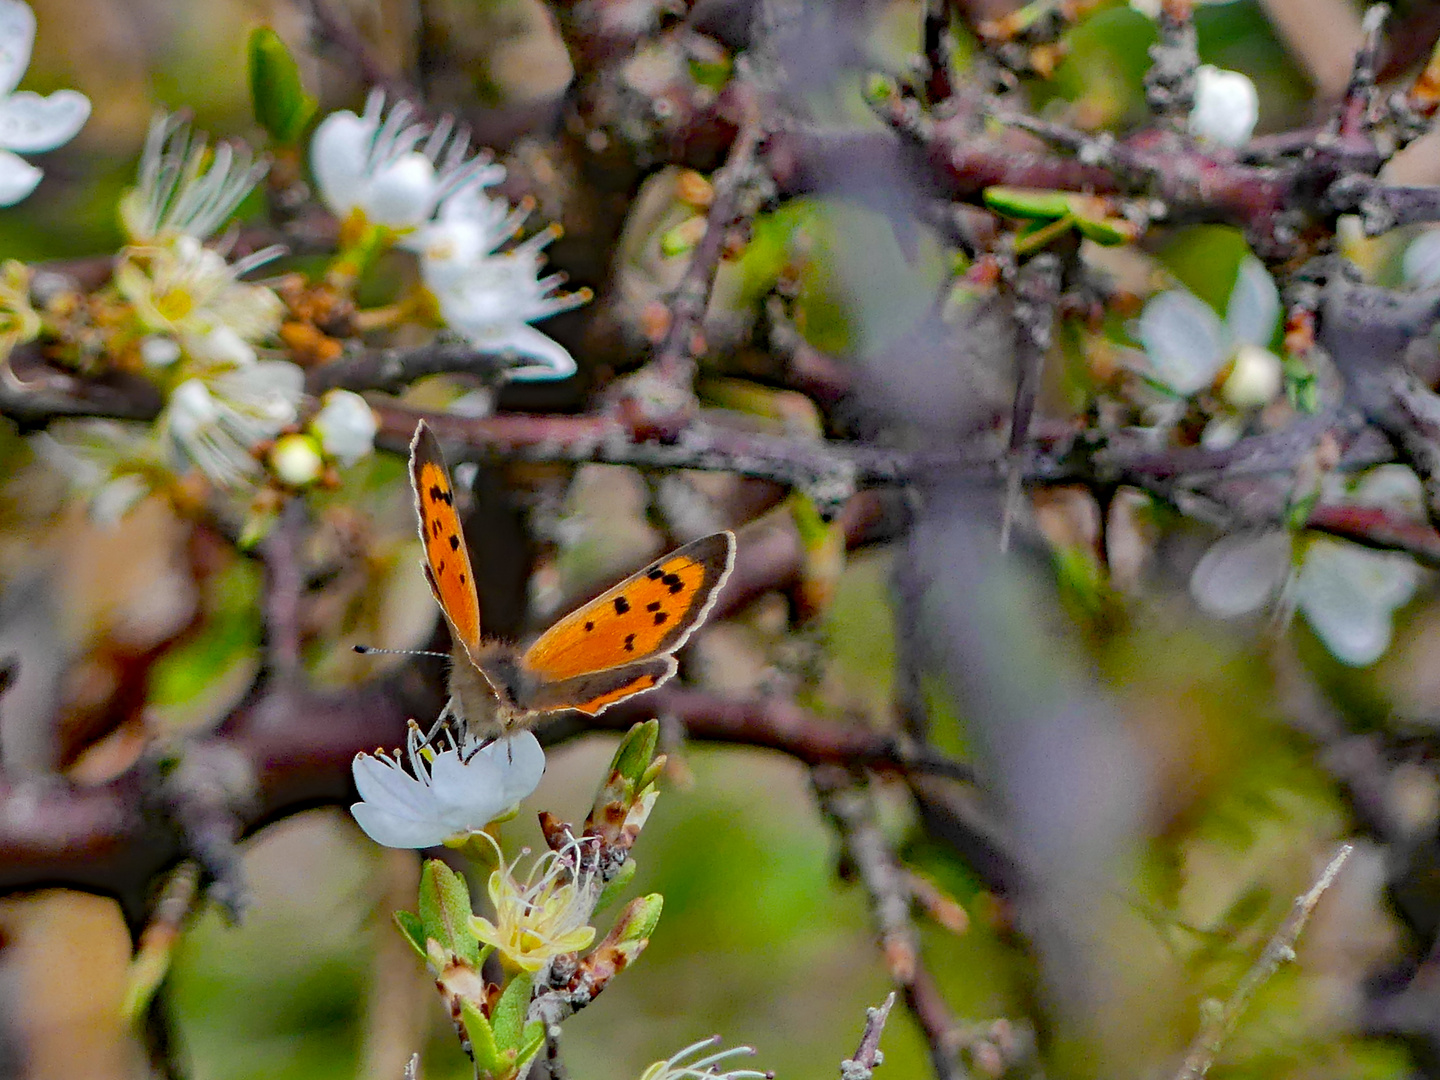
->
[269,433,323,486]
[311,390,377,465]
[1220,343,1282,407]
[1190,65,1258,148]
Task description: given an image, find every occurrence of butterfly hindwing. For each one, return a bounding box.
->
[409,421,483,656]
[521,657,678,717]
[521,532,735,682]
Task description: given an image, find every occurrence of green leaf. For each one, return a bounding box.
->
[491,971,533,1052]
[984,186,1074,221]
[461,999,503,1079]
[248,28,317,144]
[418,860,480,966]
[609,720,659,790]
[613,893,664,945]
[515,1021,547,1077]
[393,910,428,960]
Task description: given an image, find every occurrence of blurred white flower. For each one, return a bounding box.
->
[310,389,377,465]
[121,114,268,244]
[310,90,502,232]
[0,257,38,360]
[1189,65,1258,148]
[428,229,589,382]
[350,726,545,849]
[1190,466,1423,666]
[160,360,304,488]
[638,1038,771,1080]
[0,0,89,206]
[115,236,283,365]
[1136,255,1282,399]
[403,183,531,290]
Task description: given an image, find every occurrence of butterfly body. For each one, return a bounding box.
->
[410,421,734,735]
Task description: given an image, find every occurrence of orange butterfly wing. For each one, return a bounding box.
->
[523,658,676,717]
[521,532,735,683]
[409,421,483,657]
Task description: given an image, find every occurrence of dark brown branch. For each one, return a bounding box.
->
[305,340,516,395]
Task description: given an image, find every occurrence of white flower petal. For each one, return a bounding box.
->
[1190,65,1258,148]
[1404,230,1440,289]
[1220,344,1282,408]
[352,753,429,814]
[350,800,453,849]
[1190,530,1291,618]
[1137,289,1228,394]
[1225,256,1279,349]
[485,730,547,805]
[1295,540,1417,665]
[0,0,35,100]
[0,147,40,205]
[363,151,437,229]
[0,88,87,152]
[486,323,577,381]
[1352,464,1425,515]
[310,109,373,218]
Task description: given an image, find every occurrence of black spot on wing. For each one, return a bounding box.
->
[613,596,631,614]
[624,633,635,652]
[584,621,595,632]
[653,612,668,625]
[647,568,664,580]
[646,601,661,612]
[449,534,460,551]
[428,484,453,506]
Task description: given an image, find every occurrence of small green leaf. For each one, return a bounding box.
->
[613,893,664,945]
[393,910,428,959]
[491,971,533,1052]
[594,858,638,915]
[418,859,480,966]
[515,1021,547,1077]
[610,720,659,790]
[984,186,1074,221]
[249,28,317,144]
[1074,214,1135,246]
[461,999,503,1078]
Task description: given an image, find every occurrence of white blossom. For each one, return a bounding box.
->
[115,235,283,365]
[269,432,323,486]
[427,228,588,382]
[1189,65,1258,148]
[121,114,267,244]
[350,726,545,849]
[0,0,89,206]
[1190,466,1423,666]
[310,389,377,465]
[160,360,304,489]
[1403,229,1440,289]
[1136,255,1282,399]
[310,90,502,232]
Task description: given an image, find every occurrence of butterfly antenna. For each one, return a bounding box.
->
[352,645,451,659]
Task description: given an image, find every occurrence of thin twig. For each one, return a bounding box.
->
[840,993,897,1080]
[1172,843,1355,1080]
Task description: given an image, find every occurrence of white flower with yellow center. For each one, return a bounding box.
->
[310,90,503,233]
[158,360,303,489]
[115,236,283,367]
[471,834,598,974]
[350,726,546,850]
[0,0,89,206]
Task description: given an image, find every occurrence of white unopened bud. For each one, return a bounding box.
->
[269,433,324,486]
[1220,343,1282,407]
[311,390,377,466]
[1190,65,1258,148]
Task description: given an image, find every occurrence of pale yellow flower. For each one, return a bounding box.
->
[470,837,597,973]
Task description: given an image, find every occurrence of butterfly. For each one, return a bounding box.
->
[409,420,735,734]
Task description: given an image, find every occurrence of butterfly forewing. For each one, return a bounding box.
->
[521,532,735,681]
[409,421,483,656]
